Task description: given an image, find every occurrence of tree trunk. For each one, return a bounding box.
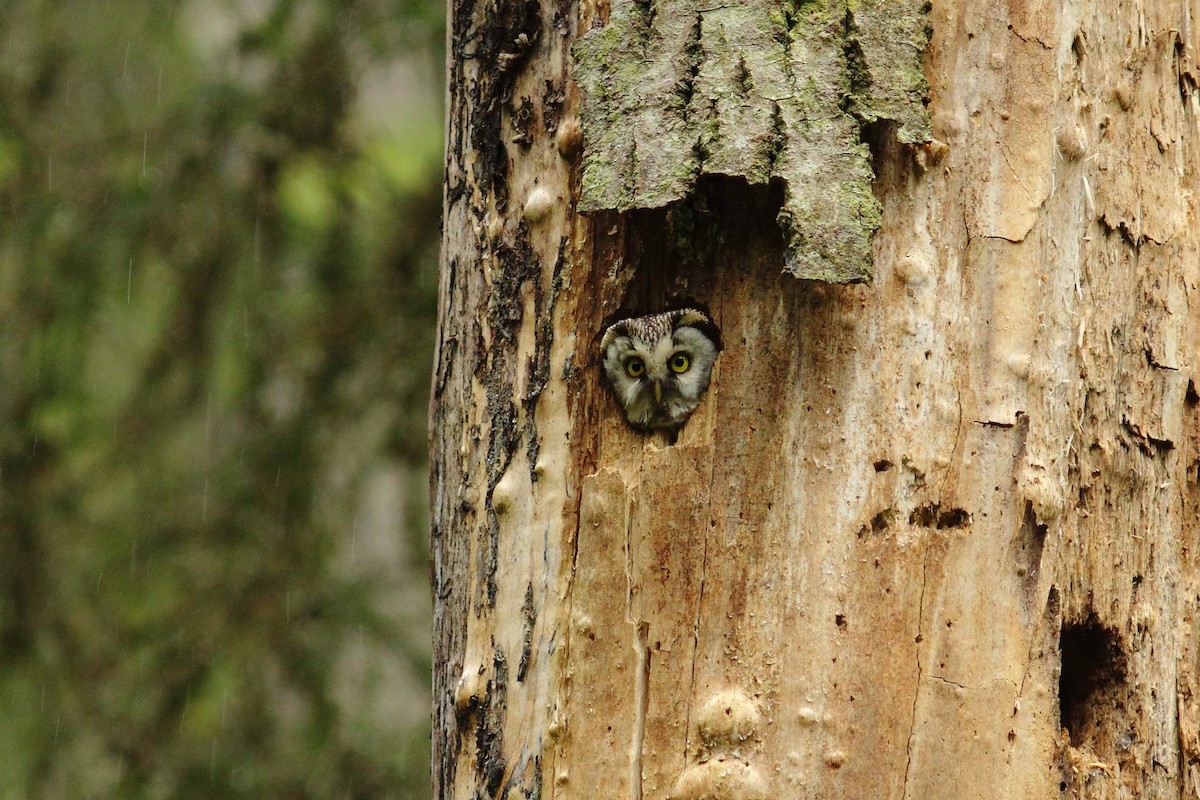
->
[433,1,1200,798]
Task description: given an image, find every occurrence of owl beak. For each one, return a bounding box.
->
[653,381,662,404]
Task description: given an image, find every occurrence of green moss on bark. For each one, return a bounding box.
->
[574,0,931,283]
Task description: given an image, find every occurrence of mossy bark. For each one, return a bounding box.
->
[573,0,931,282]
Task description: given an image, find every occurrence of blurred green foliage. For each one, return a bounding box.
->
[0,1,442,797]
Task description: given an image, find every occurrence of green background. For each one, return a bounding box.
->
[0,1,442,797]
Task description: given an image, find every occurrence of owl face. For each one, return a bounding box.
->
[601,309,719,432]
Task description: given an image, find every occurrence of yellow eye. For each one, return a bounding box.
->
[626,358,645,378]
[669,353,690,373]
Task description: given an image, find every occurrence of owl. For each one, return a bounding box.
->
[600,309,720,432]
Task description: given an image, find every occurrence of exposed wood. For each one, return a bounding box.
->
[434,1,1200,798]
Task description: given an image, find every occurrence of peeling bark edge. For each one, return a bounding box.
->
[573,0,932,283]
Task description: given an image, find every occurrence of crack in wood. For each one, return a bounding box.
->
[631,621,651,800]
[902,542,931,799]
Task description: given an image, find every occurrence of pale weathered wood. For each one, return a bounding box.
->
[434,1,1200,798]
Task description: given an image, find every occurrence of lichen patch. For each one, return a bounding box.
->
[573,0,932,283]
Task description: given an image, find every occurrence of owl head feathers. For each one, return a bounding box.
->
[600,308,720,433]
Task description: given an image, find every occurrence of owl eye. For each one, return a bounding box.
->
[669,353,690,373]
[625,358,646,378]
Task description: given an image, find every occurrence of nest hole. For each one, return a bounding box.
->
[1059,615,1126,746]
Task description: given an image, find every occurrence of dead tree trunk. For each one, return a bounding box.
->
[433,1,1200,798]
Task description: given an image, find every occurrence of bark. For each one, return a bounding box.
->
[573,0,931,281]
[433,1,1200,798]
